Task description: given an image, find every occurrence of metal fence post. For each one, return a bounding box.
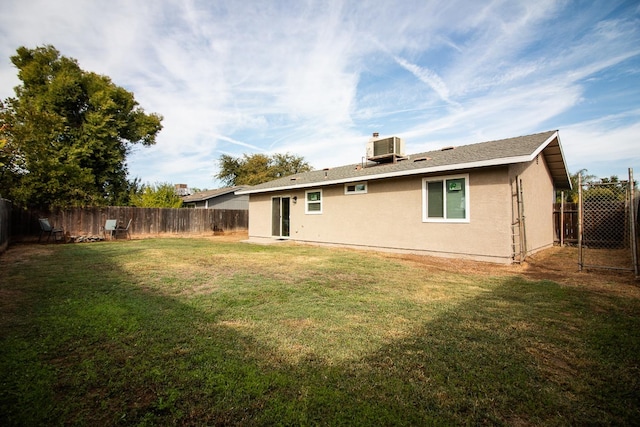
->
[629,168,638,278]
[578,174,583,271]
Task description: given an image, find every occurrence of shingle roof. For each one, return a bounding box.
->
[236,130,571,195]
[182,186,246,203]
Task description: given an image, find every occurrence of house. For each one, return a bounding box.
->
[182,186,249,210]
[236,130,571,264]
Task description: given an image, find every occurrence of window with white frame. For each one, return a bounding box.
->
[422,174,469,222]
[305,189,323,214]
[344,182,367,194]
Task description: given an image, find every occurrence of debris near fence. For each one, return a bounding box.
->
[69,235,105,243]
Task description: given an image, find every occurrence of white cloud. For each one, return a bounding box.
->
[1,0,639,189]
[560,111,640,177]
[392,56,458,107]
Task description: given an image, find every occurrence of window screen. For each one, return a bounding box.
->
[423,175,469,222]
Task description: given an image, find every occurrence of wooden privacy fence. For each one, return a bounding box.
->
[11,207,248,239]
[553,202,579,245]
[0,198,11,253]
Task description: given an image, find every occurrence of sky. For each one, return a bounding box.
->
[1,0,639,190]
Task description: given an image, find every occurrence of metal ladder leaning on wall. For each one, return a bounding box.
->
[511,177,527,263]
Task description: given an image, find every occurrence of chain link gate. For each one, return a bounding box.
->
[578,169,638,276]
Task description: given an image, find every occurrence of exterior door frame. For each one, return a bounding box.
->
[271,196,291,238]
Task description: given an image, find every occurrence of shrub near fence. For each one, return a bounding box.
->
[11,207,248,240]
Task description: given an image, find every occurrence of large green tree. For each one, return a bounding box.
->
[0,45,163,208]
[216,152,312,186]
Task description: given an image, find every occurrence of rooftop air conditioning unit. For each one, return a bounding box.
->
[366,136,405,162]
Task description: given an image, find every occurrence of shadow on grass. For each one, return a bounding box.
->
[1,242,639,425]
[330,278,640,425]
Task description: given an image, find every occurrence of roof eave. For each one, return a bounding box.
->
[185,186,244,202]
[552,132,572,190]
[536,131,572,190]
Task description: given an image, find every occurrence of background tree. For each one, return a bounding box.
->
[558,169,636,203]
[188,187,208,194]
[0,123,9,169]
[129,182,183,208]
[0,45,163,208]
[584,174,637,202]
[216,152,312,186]
[556,169,595,203]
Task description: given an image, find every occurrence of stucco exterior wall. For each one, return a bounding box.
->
[248,167,526,263]
[509,155,555,255]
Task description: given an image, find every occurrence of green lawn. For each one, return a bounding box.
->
[1,239,639,425]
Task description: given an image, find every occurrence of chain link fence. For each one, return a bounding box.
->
[578,170,638,275]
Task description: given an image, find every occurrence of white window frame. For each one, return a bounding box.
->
[344,181,368,195]
[305,189,323,214]
[422,174,470,223]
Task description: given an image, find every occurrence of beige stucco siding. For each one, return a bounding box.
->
[248,167,522,262]
[509,155,555,254]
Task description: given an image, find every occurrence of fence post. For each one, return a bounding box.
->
[578,174,583,271]
[629,168,638,278]
[560,191,565,247]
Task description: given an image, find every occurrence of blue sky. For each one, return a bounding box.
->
[1,0,639,190]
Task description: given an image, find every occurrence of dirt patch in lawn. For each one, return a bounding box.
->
[0,243,55,264]
[389,245,640,299]
[521,246,640,298]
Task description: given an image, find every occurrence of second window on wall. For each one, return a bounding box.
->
[345,182,367,194]
[305,189,322,214]
[422,174,469,222]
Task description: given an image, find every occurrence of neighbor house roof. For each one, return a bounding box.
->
[236,130,571,195]
[182,186,246,203]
